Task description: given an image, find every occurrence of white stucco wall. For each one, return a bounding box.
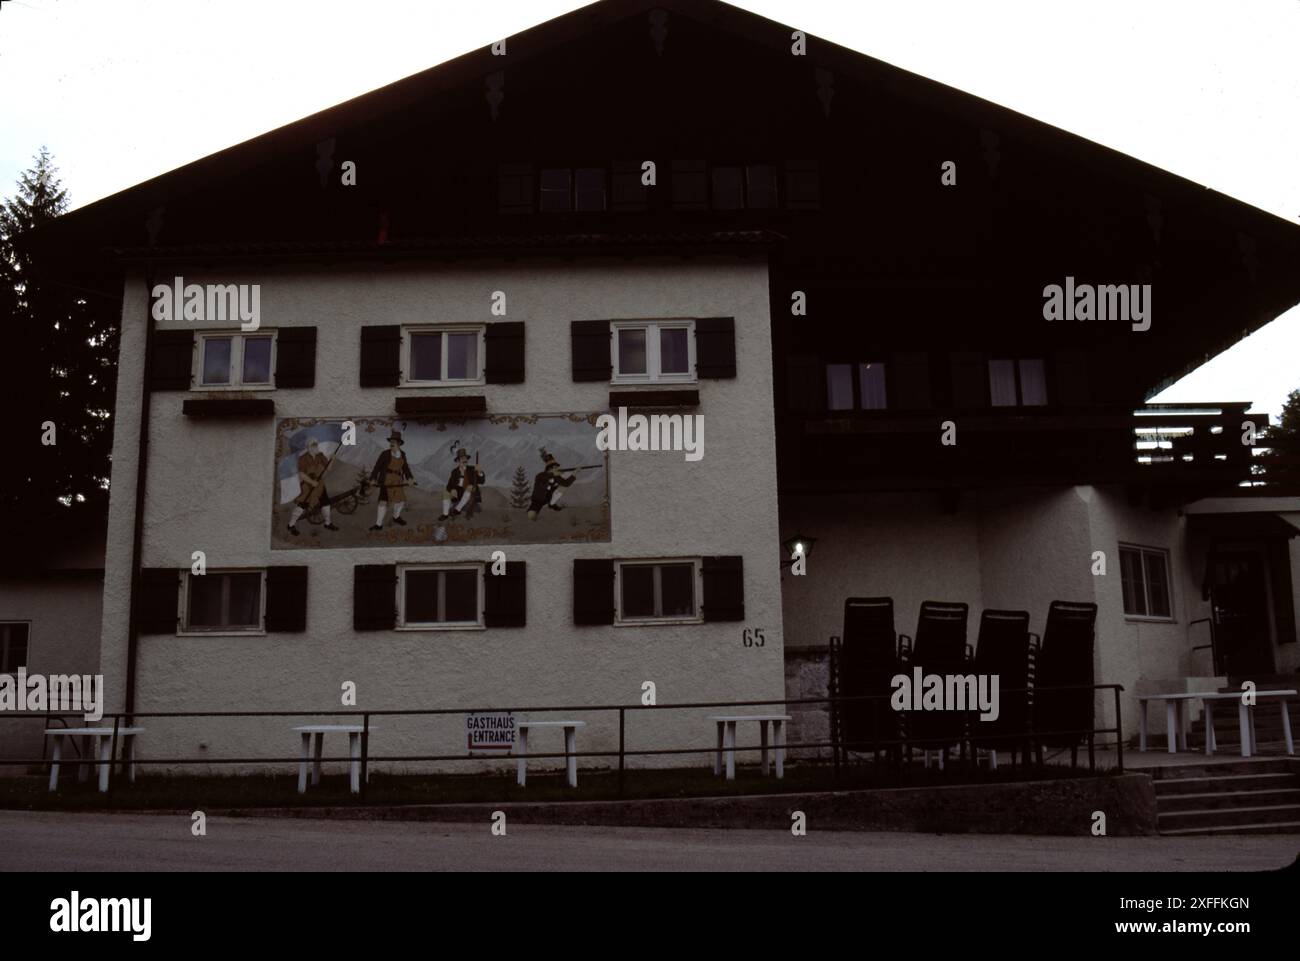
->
[779,491,985,651]
[99,257,783,774]
[780,484,1215,748]
[0,575,103,763]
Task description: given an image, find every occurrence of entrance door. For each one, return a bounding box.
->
[1208,547,1276,677]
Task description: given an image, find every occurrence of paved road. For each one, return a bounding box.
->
[0,811,1296,871]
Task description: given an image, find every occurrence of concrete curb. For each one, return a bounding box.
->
[216,773,1158,836]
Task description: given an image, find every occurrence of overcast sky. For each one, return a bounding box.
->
[1,0,1296,418]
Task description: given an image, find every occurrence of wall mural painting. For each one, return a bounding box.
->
[272,414,610,549]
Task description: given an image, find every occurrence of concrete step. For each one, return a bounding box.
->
[1153,772,1297,795]
[1157,803,1300,831]
[1149,759,1297,779]
[1156,788,1300,812]
[1159,820,1300,836]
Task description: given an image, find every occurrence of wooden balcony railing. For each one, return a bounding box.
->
[783,402,1266,493]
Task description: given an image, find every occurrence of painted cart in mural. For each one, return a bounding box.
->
[272,414,610,549]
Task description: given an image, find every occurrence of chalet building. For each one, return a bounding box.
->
[31,0,1300,773]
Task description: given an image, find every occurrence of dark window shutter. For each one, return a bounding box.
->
[890,351,932,410]
[138,568,180,633]
[274,327,318,389]
[498,163,535,214]
[949,351,988,408]
[784,160,821,209]
[485,321,525,384]
[266,566,309,632]
[786,354,825,413]
[1267,540,1297,645]
[353,564,397,631]
[571,321,612,382]
[696,317,736,379]
[484,560,527,627]
[702,555,745,622]
[672,159,708,210]
[573,558,615,625]
[150,331,194,391]
[1053,348,1090,406]
[360,325,401,388]
[612,160,648,211]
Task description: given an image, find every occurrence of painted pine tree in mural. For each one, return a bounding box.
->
[509,466,531,509]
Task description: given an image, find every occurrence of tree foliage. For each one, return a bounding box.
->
[0,147,120,524]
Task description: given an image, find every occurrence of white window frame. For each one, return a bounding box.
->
[0,620,32,672]
[614,557,703,626]
[610,319,697,385]
[400,325,486,387]
[397,564,485,630]
[1118,544,1175,622]
[179,569,267,636]
[194,331,277,390]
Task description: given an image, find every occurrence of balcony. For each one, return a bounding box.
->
[781,402,1266,494]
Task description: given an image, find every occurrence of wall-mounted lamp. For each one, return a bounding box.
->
[781,534,817,567]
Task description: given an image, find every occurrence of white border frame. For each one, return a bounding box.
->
[614,557,703,626]
[194,331,277,391]
[400,325,487,388]
[610,319,697,385]
[179,569,268,636]
[397,563,486,631]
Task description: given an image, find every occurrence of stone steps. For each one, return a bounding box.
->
[1152,758,1300,835]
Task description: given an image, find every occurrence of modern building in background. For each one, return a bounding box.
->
[18,0,1300,772]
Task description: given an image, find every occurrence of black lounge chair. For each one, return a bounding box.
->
[829,597,906,765]
[900,601,970,767]
[971,609,1037,767]
[1032,600,1098,769]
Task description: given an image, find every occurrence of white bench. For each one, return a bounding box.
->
[292,725,374,794]
[515,720,585,788]
[1136,690,1295,757]
[46,727,144,793]
[708,714,792,780]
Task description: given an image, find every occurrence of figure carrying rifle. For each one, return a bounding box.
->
[527,448,599,521]
[369,430,415,530]
[288,438,340,535]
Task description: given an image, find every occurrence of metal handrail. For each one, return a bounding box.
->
[0,684,1126,796]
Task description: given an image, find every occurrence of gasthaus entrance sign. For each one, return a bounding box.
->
[466,712,516,753]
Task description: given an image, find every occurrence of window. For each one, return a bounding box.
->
[182,571,265,633]
[1119,545,1172,619]
[988,357,1047,407]
[540,168,572,212]
[197,332,276,389]
[538,167,607,213]
[0,622,29,672]
[826,361,888,411]
[711,163,778,210]
[616,560,700,623]
[612,320,696,383]
[402,326,484,385]
[574,168,606,211]
[399,565,483,629]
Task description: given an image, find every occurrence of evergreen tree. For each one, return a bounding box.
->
[1256,388,1300,490]
[0,147,120,525]
[509,465,531,508]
